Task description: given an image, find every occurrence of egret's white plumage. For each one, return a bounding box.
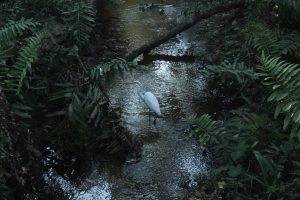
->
[143,92,161,116]
[134,81,161,121]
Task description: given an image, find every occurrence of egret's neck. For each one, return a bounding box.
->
[135,83,145,99]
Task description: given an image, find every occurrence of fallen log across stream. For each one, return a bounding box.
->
[124,0,245,61]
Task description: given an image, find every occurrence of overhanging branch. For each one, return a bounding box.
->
[124,0,245,61]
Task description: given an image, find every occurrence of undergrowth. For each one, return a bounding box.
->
[188,0,300,199]
[0,0,140,198]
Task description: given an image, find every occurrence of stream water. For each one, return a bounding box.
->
[26,1,221,199]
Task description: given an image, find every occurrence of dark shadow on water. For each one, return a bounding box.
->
[140,54,195,65]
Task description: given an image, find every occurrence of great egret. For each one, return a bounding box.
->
[134,80,161,123]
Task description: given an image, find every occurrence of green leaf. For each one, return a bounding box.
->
[227,164,242,177]
[258,55,300,138]
[267,91,278,102]
[283,101,297,112]
[14,110,31,119]
[293,109,300,123]
[275,92,289,101]
[283,114,292,130]
[253,150,275,185]
[2,32,45,95]
[274,103,285,119]
[230,141,248,161]
[46,110,66,118]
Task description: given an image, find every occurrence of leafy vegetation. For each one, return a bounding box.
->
[0,0,139,198]
[63,0,96,47]
[188,108,300,199]
[2,32,46,95]
[1,0,300,199]
[257,52,300,137]
[188,0,300,199]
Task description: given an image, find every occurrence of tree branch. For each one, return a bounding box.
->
[124,0,245,61]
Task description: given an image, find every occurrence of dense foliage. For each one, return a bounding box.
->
[1,0,300,199]
[0,0,138,198]
[188,0,300,199]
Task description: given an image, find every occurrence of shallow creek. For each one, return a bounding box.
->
[29,1,222,199]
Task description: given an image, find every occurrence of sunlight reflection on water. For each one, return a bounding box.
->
[36,0,214,199]
[43,168,112,200]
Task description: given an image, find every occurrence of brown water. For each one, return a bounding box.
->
[32,1,220,199]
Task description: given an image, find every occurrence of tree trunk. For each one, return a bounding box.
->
[124,0,245,61]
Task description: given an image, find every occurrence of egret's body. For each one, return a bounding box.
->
[134,81,161,123]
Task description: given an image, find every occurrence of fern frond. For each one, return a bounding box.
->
[63,0,96,46]
[244,0,273,19]
[186,114,223,144]
[242,21,280,53]
[49,84,106,133]
[67,93,89,133]
[271,32,300,56]
[186,107,270,146]
[187,114,217,131]
[0,18,39,46]
[91,58,138,80]
[257,52,300,137]
[243,20,300,57]
[43,0,70,8]
[3,32,46,95]
[279,0,300,25]
[202,59,256,85]
[12,102,33,120]
[49,83,75,101]
[228,108,265,135]
[188,108,278,161]
[0,1,24,20]
[0,45,13,66]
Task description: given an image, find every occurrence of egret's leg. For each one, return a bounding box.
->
[153,116,157,124]
[148,109,151,122]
